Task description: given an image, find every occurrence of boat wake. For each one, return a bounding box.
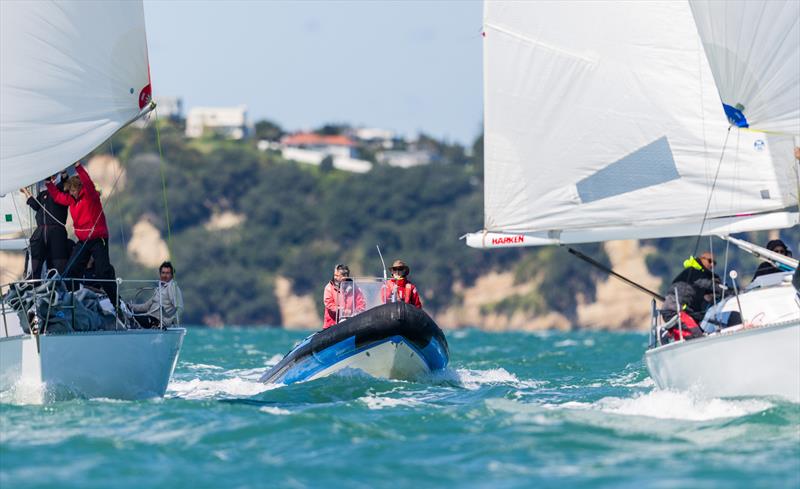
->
[167,363,278,400]
[558,389,774,421]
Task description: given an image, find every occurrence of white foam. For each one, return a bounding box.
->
[184,363,224,371]
[554,339,578,347]
[259,406,292,415]
[561,389,773,421]
[168,376,277,400]
[433,367,544,390]
[264,354,284,367]
[359,394,422,410]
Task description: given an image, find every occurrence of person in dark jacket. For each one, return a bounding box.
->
[47,162,116,304]
[752,239,792,281]
[20,175,71,278]
[661,252,723,340]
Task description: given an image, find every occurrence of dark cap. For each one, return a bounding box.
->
[766,239,788,252]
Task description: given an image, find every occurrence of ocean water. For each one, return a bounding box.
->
[1,328,798,489]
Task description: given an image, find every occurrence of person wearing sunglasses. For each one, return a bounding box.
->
[381,259,423,309]
[752,239,793,281]
[661,251,724,340]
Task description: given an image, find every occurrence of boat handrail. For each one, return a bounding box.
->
[1,276,170,339]
[649,305,679,348]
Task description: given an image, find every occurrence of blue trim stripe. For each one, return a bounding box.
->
[280,335,448,384]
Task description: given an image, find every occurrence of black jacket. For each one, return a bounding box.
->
[668,265,723,315]
[26,184,68,227]
[752,261,782,281]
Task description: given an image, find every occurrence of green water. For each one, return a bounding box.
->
[1,328,798,488]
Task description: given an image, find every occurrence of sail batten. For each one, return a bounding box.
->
[0,0,151,196]
[477,1,799,246]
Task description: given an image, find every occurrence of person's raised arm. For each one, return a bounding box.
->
[74,163,99,199]
[21,188,41,212]
[46,177,73,206]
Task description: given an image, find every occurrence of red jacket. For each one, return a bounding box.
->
[381,278,423,309]
[323,281,367,328]
[47,165,109,241]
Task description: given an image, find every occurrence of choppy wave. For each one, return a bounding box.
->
[559,389,773,421]
[5,328,797,489]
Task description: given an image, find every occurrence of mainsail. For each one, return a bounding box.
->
[0,0,153,197]
[467,1,798,249]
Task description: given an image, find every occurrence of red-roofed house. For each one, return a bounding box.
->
[280,132,371,173]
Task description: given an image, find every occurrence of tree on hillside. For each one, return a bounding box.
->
[315,123,351,136]
[254,119,284,141]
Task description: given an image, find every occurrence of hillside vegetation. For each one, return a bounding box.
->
[92,121,614,326]
[89,120,796,327]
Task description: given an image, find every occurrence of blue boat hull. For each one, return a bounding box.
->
[260,302,449,384]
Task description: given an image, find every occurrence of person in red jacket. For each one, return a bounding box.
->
[47,162,116,303]
[322,264,366,328]
[382,259,423,309]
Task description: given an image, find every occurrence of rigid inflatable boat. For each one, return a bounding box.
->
[260,281,449,385]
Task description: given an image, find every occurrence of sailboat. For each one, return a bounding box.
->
[465,1,799,401]
[0,1,185,403]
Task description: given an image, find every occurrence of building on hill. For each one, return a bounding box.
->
[279,132,372,173]
[354,127,397,149]
[376,149,434,168]
[186,106,252,139]
[154,97,184,121]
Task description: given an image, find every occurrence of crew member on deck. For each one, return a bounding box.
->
[20,174,71,278]
[129,261,183,328]
[752,239,792,281]
[661,252,722,340]
[323,264,366,328]
[47,162,117,303]
[382,259,423,309]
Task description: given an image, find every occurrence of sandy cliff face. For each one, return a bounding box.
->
[0,251,25,283]
[127,217,170,268]
[576,240,661,330]
[274,276,321,330]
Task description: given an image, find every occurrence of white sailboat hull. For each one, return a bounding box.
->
[308,339,431,382]
[646,321,800,402]
[0,328,185,404]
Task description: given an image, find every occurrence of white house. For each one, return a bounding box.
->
[154,96,183,120]
[377,150,434,168]
[280,132,372,173]
[185,106,251,139]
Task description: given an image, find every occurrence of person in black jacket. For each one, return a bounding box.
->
[661,251,723,339]
[20,175,72,279]
[752,239,792,281]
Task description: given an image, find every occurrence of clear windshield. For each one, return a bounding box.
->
[336,277,388,323]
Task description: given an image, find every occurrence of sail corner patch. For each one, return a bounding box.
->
[576,137,679,204]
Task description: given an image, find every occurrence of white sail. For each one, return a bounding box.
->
[0,193,34,238]
[689,0,800,135]
[0,0,152,196]
[469,1,798,248]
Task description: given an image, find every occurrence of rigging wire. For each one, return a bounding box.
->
[692,125,732,258]
[153,107,174,262]
[108,139,128,251]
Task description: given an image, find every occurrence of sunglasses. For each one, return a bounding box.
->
[773,248,789,255]
[700,257,717,265]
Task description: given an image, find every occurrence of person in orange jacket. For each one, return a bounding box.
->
[382,259,423,309]
[323,264,366,328]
